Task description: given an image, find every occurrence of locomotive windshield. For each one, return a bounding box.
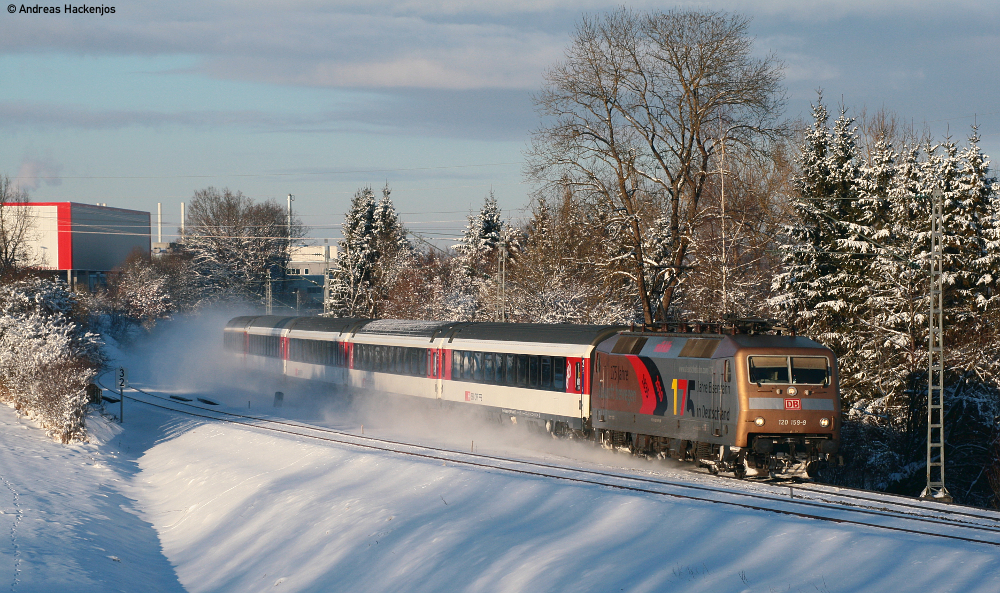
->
[748,356,788,384]
[749,356,830,385]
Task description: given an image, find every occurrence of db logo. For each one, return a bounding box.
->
[784,398,801,410]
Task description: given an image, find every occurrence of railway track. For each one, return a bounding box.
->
[99,374,1000,549]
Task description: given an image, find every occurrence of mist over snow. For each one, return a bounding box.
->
[2,312,999,592]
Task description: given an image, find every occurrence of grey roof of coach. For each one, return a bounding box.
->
[446,322,624,346]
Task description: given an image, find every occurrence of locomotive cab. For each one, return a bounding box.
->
[735,348,841,478]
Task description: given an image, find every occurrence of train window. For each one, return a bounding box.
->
[484,353,494,384]
[748,356,789,384]
[528,356,539,388]
[427,350,434,376]
[791,357,830,385]
[461,351,471,380]
[540,357,551,389]
[473,352,483,382]
[516,355,528,386]
[724,359,731,382]
[453,350,461,379]
[553,357,566,391]
[505,354,515,385]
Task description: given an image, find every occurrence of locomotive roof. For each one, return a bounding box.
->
[725,333,829,350]
[618,331,827,348]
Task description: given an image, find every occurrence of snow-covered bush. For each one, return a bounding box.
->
[0,277,105,442]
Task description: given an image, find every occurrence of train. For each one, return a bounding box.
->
[223,315,841,478]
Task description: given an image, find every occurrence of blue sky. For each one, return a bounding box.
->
[2,1,998,244]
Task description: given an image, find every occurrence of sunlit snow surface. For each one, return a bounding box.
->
[2,313,1000,592]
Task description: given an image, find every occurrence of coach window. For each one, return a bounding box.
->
[519,355,529,386]
[540,357,552,390]
[504,354,515,386]
[552,357,566,391]
[483,353,495,384]
[470,352,481,382]
[528,356,539,388]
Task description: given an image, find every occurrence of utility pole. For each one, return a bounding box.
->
[719,120,728,318]
[921,186,952,502]
[494,236,508,323]
[180,202,185,238]
[266,269,273,315]
[287,194,294,238]
[157,202,162,243]
[323,240,331,315]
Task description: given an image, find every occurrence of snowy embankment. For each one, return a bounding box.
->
[3,314,1000,593]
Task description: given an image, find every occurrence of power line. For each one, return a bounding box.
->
[20,161,524,181]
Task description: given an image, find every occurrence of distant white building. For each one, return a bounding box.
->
[287,243,337,276]
[284,242,337,313]
[2,201,151,290]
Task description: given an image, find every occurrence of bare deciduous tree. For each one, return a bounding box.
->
[182,187,304,302]
[0,175,34,276]
[526,7,786,323]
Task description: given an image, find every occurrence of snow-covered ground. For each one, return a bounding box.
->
[2,314,1000,592]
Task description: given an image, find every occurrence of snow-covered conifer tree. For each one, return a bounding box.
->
[772,97,863,340]
[326,185,412,318]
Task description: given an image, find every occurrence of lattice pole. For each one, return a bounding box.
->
[921,186,952,502]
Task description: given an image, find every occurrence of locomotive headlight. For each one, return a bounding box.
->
[819,417,831,428]
[787,387,798,396]
[754,416,766,426]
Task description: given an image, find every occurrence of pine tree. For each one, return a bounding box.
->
[772,97,863,340]
[454,192,509,271]
[328,187,378,317]
[326,185,411,318]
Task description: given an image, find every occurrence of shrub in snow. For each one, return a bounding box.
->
[0,277,105,443]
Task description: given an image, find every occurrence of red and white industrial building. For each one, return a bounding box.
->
[3,202,151,290]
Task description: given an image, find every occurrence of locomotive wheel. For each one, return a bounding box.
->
[733,460,747,480]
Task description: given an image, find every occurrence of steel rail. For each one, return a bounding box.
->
[98,376,1000,548]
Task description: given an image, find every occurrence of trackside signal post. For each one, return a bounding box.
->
[116,366,128,423]
[921,187,951,502]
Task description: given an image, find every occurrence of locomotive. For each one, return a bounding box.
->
[223,315,840,478]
